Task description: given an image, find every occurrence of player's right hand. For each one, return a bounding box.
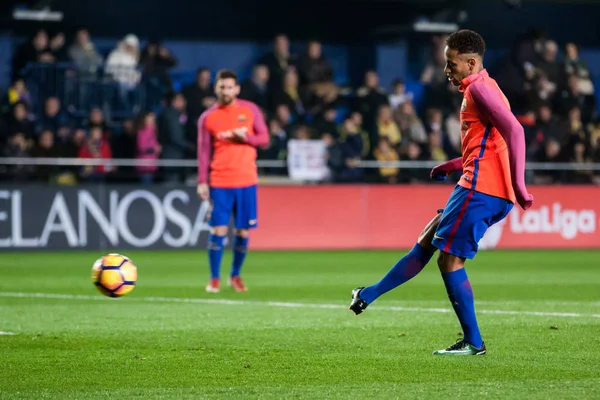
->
[197,183,209,200]
[430,165,449,181]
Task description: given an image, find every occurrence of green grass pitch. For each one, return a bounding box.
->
[1,249,600,399]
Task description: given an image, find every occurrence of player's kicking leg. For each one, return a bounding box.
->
[348,211,441,315]
[430,186,513,356]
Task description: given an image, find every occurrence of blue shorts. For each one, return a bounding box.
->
[432,185,513,259]
[209,185,258,230]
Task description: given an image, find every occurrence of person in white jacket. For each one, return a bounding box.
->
[105,34,142,111]
[106,34,141,88]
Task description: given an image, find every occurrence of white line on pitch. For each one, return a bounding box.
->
[0,291,599,319]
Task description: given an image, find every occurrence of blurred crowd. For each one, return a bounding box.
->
[0,29,599,185]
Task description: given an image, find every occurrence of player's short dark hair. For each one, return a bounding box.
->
[446,30,485,57]
[216,69,238,83]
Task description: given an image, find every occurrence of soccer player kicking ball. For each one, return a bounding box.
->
[197,69,269,293]
[348,30,534,356]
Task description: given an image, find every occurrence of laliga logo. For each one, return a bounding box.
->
[510,203,596,240]
[478,202,596,249]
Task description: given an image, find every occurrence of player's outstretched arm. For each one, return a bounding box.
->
[469,82,534,210]
[430,157,462,181]
[197,112,212,200]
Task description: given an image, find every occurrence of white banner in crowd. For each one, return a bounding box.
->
[286,140,330,181]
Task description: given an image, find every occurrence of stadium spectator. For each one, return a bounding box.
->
[560,106,590,157]
[105,34,142,110]
[258,118,288,175]
[1,79,31,114]
[140,39,178,93]
[424,108,444,135]
[182,67,215,144]
[513,28,547,83]
[260,34,296,93]
[62,128,87,158]
[298,40,334,88]
[373,137,399,184]
[563,43,594,96]
[68,28,104,75]
[591,119,600,151]
[444,109,461,157]
[49,32,68,62]
[339,114,371,159]
[420,34,449,88]
[307,79,341,118]
[533,138,563,184]
[565,139,595,183]
[30,129,61,182]
[375,104,401,148]
[339,123,364,182]
[531,104,562,146]
[322,132,344,182]
[270,68,306,121]
[291,124,312,140]
[555,75,597,124]
[1,132,32,181]
[535,40,561,97]
[11,30,54,80]
[592,120,600,184]
[355,70,388,129]
[399,140,428,184]
[36,97,71,134]
[388,79,413,111]
[84,109,105,132]
[394,101,426,146]
[427,131,448,163]
[112,119,136,157]
[158,92,189,183]
[78,125,113,181]
[239,64,270,111]
[275,103,294,132]
[4,102,35,140]
[135,111,161,184]
[110,119,137,181]
[421,34,450,110]
[313,107,338,138]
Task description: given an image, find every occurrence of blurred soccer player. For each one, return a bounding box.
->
[197,69,269,293]
[348,30,534,355]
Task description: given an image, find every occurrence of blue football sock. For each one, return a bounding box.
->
[231,236,249,278]
[442,268,483,348]
[360,243,433,304]
[208,234,225,279]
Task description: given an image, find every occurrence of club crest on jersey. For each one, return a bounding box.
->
[461,98,467,112]
[237,114,247,122]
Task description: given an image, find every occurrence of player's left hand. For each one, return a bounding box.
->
[197,183,209,201]
[517,192,534,210]
[231,128,247,142]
